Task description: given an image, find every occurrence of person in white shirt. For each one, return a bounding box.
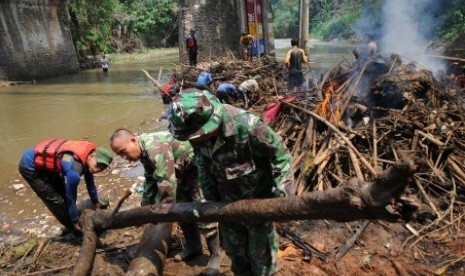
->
[238,76,260,109]
[100,54,109,76]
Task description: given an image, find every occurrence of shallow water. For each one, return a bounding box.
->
[0,49,179,220]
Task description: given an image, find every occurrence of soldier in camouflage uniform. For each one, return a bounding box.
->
[110,129,223,275]
[169,89,295,276]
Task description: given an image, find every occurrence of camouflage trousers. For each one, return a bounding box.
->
[176,169,218,238]
[141,168,217,237]
[220,221,278,276]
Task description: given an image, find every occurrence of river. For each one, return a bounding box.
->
[0,40,355,224]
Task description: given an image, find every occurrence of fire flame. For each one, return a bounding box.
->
[319,80,343,125]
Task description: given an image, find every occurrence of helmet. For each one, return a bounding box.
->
[169,89,223,141]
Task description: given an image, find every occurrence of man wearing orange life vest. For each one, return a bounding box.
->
[18,139,113,234]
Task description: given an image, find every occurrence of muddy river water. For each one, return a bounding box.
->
[0,40,355,224]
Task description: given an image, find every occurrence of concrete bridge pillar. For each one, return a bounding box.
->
[0,0,79,81]
[178,0,275,65]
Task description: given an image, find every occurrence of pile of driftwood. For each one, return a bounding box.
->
[172,54,464,256]
[269,55,465,258]
[172,55,288,107]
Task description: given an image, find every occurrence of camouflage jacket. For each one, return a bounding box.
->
[138,131,194,205]
[193,105,295,202]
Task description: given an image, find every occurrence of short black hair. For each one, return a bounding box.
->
[241,33,246,36]
[291,39,298,46]
[110,128,135,145]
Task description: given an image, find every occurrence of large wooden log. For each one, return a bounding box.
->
[127,223,172,276]
[72,157,418,276]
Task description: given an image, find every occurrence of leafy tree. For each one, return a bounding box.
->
[436,0,465,41]
[272,0,300,38]
[67,0,119,59]
[118,0,178,48]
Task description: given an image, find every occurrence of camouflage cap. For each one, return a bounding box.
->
[169,88,223,141]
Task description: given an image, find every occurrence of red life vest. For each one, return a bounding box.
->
[186,35,196,48]
[34,139,96,172]
[161,80,176,96]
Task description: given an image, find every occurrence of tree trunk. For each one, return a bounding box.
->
[72,157,418,276]
[127,223,172,276]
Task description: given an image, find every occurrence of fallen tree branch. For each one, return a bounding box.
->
[127,223,172,276]
[72,157,419,275]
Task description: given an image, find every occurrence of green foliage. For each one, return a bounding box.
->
[437,0,465,42]
[66,0,178,59]
[68,0,118,58]
[311,22,329,39]
[323,11,360,40]
[119,0,178,48]
[272,0,299,38]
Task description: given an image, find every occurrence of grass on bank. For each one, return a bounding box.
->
[106,47,179,64]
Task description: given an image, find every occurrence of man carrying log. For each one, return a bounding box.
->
[109,129,223,275]
[169,89,295,276]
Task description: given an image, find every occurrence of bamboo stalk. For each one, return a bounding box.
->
[32,239,47,264]
[427,54,465,63]
[302,118,314,150]
[348,148,364,180]
[292,150,308,175]
[282,101,378,177]
[414,177,440,218]
[157,66,163,82]
[334,62,368,123]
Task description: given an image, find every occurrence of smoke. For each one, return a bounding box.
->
[381,0,429,56]
[356,0,451,73]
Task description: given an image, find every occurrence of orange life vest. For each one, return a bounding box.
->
[34,139,96,172]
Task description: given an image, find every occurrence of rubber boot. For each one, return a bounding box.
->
[202,232,223,276]
[174,223,203,262]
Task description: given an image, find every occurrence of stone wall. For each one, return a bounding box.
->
[0,0,79,81]
[178,0,245,64]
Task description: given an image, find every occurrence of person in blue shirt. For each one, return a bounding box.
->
[161,85,180,120]
[216,82,248,109]
[18,140,113,235]
[195,70,213,90]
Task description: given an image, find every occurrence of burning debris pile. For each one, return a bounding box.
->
[269,55,465,269]
[172,55,465,271]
